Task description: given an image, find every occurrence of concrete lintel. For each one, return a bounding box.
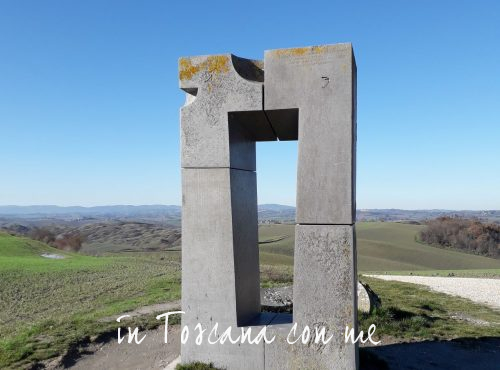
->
[179,54,264,170]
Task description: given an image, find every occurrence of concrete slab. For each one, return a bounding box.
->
[291,224,358,369]
[264,44,357,224]
[181,168,260,325]
[180,54,273,170]
[181,168,262,367]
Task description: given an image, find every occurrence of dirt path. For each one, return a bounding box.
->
[366,275,500,309]
[99,300,181,322]
[67,325,181,370]
[63,282,500,369]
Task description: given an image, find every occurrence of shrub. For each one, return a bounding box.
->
[418,217,499,258]
[29,227,86,252]
[29,227,56,244]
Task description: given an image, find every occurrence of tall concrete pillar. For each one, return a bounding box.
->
[179,54,274,369]
[262,44,358,370]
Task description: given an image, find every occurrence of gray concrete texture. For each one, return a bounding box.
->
[179,44,357,369]
[180,168,260,323]
[265,44,357,225]
[179,54,271,170]
[294,225,357,327]
[181,168,262,366]
[265,322,357,370]
[263,225,358,370]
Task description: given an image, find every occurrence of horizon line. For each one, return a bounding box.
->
[0,204,498,212]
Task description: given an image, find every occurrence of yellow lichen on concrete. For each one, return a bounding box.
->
[179,55,230,81]
[179,58,200,81]
[273,47,308,57]
[205,55,230,75]
[272,46,329,58]
[311,45,328,54]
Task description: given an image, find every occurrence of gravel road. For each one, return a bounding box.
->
[366,275,500,309]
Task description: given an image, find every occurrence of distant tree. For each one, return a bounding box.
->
[28,227,86,252]
[418,217,499,258]
[53,231,86,252]
[29,227,56,244]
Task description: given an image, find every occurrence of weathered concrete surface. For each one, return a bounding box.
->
[285,224,358,369]
[181,168,262,368]
[294,225,357,325]
[265,322,356,370]
[180,44,358,369]
[180,54,275,170]
[264,44,357,224]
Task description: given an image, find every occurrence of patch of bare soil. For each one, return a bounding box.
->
[99,301,181,322]
[62,325,181,370]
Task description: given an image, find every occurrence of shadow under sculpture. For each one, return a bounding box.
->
[179,44,357,370]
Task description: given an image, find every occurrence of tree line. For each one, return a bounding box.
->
[418,217,499,259]
[29,227,86,252]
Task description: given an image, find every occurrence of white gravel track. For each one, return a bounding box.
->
[366,275,500,310]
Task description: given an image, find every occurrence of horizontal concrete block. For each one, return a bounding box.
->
[264,44,356,224]
[180,54,276,170]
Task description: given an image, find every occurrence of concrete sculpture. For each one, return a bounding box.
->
[179,43,357,369]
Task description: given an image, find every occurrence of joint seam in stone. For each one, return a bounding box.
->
[261,85,279,140]
[182,166,256,173]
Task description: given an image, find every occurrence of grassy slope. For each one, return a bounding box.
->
[3,221,500,368]
[357,222,500,271]
[0,233,181,369]
[359,277,500,340]
[258,222,500,271]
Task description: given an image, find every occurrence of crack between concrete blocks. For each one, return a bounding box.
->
[182,166,256,173]
[261,85,279,140]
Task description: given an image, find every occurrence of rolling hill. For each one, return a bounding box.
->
[258,222,500,271]
[0,232,181,368]
[79,221,181,254]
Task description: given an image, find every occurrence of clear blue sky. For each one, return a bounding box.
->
[1,1,499,209]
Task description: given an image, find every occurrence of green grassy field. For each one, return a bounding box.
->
[0,233,181,369]
[259,222,500,271]
[2,221,500,368]
[359,276,500,339]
